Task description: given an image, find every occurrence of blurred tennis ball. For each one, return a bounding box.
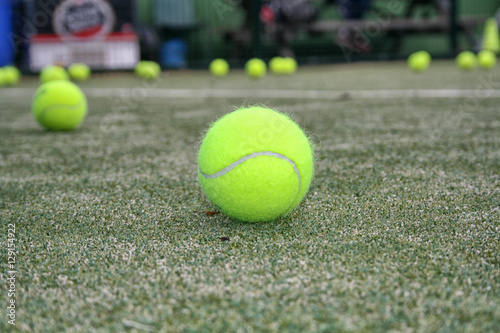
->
[269,57,286,74]
[40,65,69,83]
[477,50,497,69]
[408,51,431,72]
[135,61,161,79]
[270,57,297,75]
[134,61,147,76]
[0,68,6,87]
[209,59,230,77]
[68,63,91,81]
[245,58,267,79]
[3,66,21,85]
[283,57,298,74]
[456,51,477,71]
[32,80,87,131]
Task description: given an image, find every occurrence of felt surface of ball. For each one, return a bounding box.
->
[408,51,431,72]
[477,50,497,69]
[456,51,477,70]
[0,68,6,87]
[269,57,287,74]
[209,59,230,77]
[68,63,91,81]
[245,58,267,79]
[134,61,148,77]
[3,66,21,85]
[198,106,314,223]
[40,65,69,83]
[135,61,161,79]
[32,80,87,131]
[283,57,298,74]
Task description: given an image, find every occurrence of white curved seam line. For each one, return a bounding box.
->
[200,151,301,191]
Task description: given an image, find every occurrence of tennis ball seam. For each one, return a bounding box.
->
[38,102,85,123]
[199,150,302,201]
[200,150,299,179]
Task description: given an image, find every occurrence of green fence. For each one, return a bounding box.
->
[137,0,500,68]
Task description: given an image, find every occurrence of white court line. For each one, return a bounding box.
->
[3,88,500,99]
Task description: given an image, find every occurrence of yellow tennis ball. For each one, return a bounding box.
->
[134,61,147,76]
[269,57,287,74]
[68,63,91,81]
[477,50,497,69]
[135,61,161,79]
[283,57,298,74]
[456,51,477,71]
[40,65,69,83]
[209,59,230,77]
[0,68,6,87]
[3,66,21,85]
[141,61,161,79]
[198,106,314,222]
[408,51,431,72]
[32,80,88,131]
[245,58,267,79]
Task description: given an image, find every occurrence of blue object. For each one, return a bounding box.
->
[161,39,187,68]
[0,0,14,66]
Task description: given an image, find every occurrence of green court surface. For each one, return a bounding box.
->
[1,61,499,332]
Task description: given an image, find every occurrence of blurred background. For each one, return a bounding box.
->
[1,0,499,71]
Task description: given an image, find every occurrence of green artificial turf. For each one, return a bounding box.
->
[0,61,499,332]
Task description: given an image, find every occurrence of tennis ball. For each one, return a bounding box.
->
[209,59,230,77]
[269,57,286,74]
[135,61,161,79]
[408,51,431,72]
[146,61,161,78]
[142,61,161,79]
[283,57,298,74]
[40,65,69,83]
[0,68,6,87]
[32,80,87,131]
[245,58,266,79]
[134,61,147,76]
[198,106,314,222]
[477,50,497,69]
[3,66,21,85]
[68,63,91,81]
[456,51,477,71]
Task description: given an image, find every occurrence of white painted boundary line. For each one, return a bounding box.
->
[3,88,500,99]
